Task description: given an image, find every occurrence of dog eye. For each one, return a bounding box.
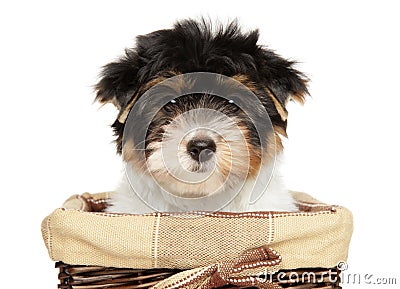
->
[162,99,177,114]
[227,99,240,112]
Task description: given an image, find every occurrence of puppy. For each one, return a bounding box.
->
[95,19,308,213]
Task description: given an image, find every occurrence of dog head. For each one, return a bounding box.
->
[95,19,308,199]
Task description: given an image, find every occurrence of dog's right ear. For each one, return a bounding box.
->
[95,29,169,111]
[95,52,141,111]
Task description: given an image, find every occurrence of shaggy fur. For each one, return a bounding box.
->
[95,19,309,213]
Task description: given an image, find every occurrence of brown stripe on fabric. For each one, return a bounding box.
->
[271,209,337,219]
[152,212,162,268]
[80,192,110,212]
[153,208,335,218]
[268,213,274,245]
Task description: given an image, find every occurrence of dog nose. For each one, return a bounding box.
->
[187,139,216,162]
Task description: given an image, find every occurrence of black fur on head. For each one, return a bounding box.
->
[95,18,309,153]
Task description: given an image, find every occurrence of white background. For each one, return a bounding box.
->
[1,1,399,288]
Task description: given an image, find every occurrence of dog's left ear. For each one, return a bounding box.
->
[258,50,309,121]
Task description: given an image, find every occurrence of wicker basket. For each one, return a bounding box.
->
[42,192,352,289]
[56,262,341,288]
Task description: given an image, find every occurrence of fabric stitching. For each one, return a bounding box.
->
[152,212,161,268]
[268,212,273,243]
[46,214,53,260]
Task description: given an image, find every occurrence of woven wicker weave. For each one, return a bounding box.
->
[56,262,341,289]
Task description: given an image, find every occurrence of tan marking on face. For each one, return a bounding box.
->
[238,123,261,179]
[274,132,284,153]
[247,146,262,178]
[122,140,147,174]
[260,131,284,168]
[231,74,258,92]
[162,72,194,95]
[262,85,288,121]
[210,122,258,180]
[215,140,233,179]
[272,125,288,138]
[232,74,290,127]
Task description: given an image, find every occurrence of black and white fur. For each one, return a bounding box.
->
[95,19,308,213]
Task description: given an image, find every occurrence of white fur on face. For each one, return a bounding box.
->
[107,110,298,213]
[107,154,297,213]
[146,108,251,198]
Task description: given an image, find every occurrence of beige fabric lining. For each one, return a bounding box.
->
[41,192,353,271]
